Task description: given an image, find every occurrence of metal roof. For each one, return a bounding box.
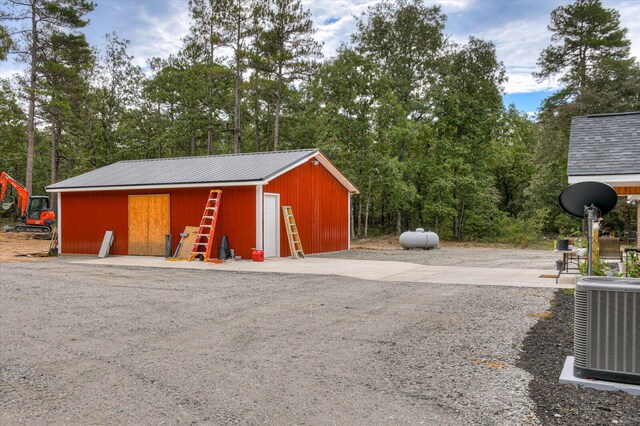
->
[47,149,359,192]
[567,112,640,176]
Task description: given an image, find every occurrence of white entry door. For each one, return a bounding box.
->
[263,193,279,257]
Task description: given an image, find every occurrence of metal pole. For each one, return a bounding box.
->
[586,206,595,276]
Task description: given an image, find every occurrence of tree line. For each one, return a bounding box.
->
[1,0,639,243]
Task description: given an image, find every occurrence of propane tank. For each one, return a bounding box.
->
[399,228,439,250]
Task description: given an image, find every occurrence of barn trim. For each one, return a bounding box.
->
[57,192,62,254]
[47,180,264,193]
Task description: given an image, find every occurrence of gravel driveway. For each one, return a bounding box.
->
[1,260,552,424]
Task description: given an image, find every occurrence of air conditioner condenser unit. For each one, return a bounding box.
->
[574,276,640,385]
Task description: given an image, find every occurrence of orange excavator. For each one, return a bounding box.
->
[1,171,56,233]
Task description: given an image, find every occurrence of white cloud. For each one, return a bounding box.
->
[304,0,378,57]
[616,0,640,60]
[435,0,475,11]
[471,16,559,93]
[477,0,640,94]
[0,61,23,81]
[306,0,475,58]
[128,2,191,67]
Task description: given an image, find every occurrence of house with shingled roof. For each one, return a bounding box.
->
[567,112,640,246]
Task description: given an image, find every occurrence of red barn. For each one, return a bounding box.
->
[47,149,358,258]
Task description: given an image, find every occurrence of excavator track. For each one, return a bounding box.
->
[14,225,51,233]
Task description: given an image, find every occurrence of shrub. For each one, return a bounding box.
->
[626,250,640,278]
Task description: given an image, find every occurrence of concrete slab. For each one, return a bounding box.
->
[73,256,573,289]
[559,356,640,396]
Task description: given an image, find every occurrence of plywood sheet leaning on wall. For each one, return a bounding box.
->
[175,226,199,259]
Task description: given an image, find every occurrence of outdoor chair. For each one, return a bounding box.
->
[599,236,622,261]
[623,230,637,246]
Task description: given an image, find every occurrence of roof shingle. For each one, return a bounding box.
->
[567,112,640,176]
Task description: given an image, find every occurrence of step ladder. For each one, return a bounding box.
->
[189,190,222,262]
[282,206,304,259]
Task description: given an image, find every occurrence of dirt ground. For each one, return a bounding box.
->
[0,232,53,262]
[1,259,552,424]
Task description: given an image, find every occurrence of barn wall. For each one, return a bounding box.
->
[264,159,350,256]
[60,186,256,258]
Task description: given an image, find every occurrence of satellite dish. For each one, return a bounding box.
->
[558,181,618,218]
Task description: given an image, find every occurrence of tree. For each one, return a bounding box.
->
[351,0,446,233]
[0,24,11,60]
[188,0,257,153]
[255,0,321,150]
[2,0,95,194]
[353,0,445,129]
[39,30,94,211]
[428,37,506,239]
[535,0,639,114]
[489,106,538,216]
[94,33,143,163]
[0,79,27,181]
[536,0,630,91]
[185,1,236,154]
[313,48,387,236]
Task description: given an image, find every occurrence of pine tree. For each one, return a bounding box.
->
[255,0,321,150]
[0,25,11,60]
[188,0,257,154]
[40,30,94,211]
[535,0,638,112]
[3,0,95,194]
[94,33,143,163]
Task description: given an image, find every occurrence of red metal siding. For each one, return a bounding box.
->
[264,159,349,256]
[61,186,256,258]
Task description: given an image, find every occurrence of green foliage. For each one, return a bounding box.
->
[536,0,631,87]
[0,25,11,61]
[496,208,551,247]
[490,106,538,216]
[626,251,640,278]
[602,199,638,236]
[253,0,322,149]
[353,0,445,110]
[0,80,27,179]
[578,257,611,276]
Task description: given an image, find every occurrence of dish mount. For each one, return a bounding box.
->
[558,182,618,275]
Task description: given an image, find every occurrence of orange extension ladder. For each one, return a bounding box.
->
[188,190,222,262]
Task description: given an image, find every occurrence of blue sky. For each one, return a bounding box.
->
[1,0,639,114]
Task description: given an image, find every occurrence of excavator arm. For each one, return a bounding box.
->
[0,171,28,216]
